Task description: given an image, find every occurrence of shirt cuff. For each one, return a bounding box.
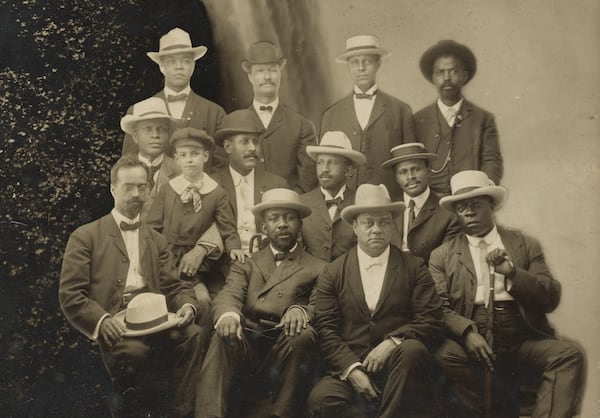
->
[214,312,241,329]
[340,362,362,381]
[197,242,220,260]
[388,336,404,346]
[92,313,111,341]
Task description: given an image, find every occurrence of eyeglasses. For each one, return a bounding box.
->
[454,199,488,213]
[138,125,169,135]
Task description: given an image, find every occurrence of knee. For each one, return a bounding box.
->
[390,338,430,367]
[286,324,317,351]
[546,342,584,374]
[433,339,469,371]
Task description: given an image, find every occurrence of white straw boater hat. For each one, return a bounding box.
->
[251,188,311,219]
[341,184,405,223]
[381,143,437,169]
[120,97,178,135]
[147,27,208,65]
[439,170,507,212]
[336,35,390,63]
[307,131,366,167]
[113,293,179,337]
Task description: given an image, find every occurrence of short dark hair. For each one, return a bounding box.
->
[110,156,148,185]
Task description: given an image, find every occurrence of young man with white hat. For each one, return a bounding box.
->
[300,130,366,262]
[430,170,583,417]
[381,142,460,264]
[197,188,326,418]
[414,40,503,195]
[320,35,416,199]
[241,41,318,193]
[308,183,443,418]
[122,27,226,170]
[59,156,206,418]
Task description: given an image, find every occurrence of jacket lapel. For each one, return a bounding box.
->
[409,193,437,232]
[498,227,525,269]
[259,248,303,295]
[261,105,283,138]
[372,247,400,316]
[220,169,238,219]
[253,247,276,283]
[310,189,332,226]
[456,100,474,126]
[366,93,386,129]
[106,215,128,258]
[343,95,362,148]
[346,249,372,319]
[456,234,477,286]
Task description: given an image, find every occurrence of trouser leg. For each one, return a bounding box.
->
[307,376,371,418]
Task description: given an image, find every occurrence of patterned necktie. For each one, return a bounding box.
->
[167,93,188,102]
[354,89,377,100]
[147,164,161,190]
[478,239,491,307]
[325,196,343,208]
[408,200,416,230]
[181,184,202,213]
[120,221,140,231]
[259,105,273,112]
[274,251,289,262]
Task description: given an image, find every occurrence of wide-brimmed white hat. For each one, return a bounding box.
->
[307,131,366,167]
[113,293,179,337]
[336,35,390,63]
[341,184,404,223]
[120,97,178,135]
[439,170,507,212]
[251,188,311,219]
[147,27,207,65]
[381,143,437,169]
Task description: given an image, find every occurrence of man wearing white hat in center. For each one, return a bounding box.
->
[320,35,416,199]
[309,183,443,418]
[300,130,366,262]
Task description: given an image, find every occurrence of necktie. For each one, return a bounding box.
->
[120,221,140,231]
[408,200,416,230]
[167,93,188,102]
[354,90,377,100]
[181,184,203,212]
[445,108,458,126]
[239,176,253,209]
[478,239,491,307]
[259,105,273,112]
[325,196,343,208]
[147,164,162,190]
[274,252,289,262]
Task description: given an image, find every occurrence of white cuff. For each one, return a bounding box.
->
[92,313,111,341]
[388,336,404,346]
[340,362,362,381]
[214,312,241,329]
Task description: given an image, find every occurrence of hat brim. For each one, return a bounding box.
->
[336,48,390,63]
[241,58,286,73]
[214,127,264,146]
[251,201,312,219]
[147,46,208,65]
[439,186,507,212]
[419,42,476,84]
[114,311,179,337]
[306,146,366,167]
[381,153,438,169]
[120,114,178,136]
[341,201,405,223]
[171,137,214,150]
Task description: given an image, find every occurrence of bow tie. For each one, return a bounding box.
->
[259,105,273,112]
[120,221,140,231]
[354,90,377,100]
[181,184,203,212]
[273,251,291,262]
[325,197,343,208]
[167,93,188,102]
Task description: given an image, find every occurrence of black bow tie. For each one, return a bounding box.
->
[259,105,273,112]
[120,221,140,231]
[166,93,188,102]
[325,197,343,208]
[273,251,290,262]
[354,90,377,100]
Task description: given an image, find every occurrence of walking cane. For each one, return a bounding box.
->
[483,264,496,418]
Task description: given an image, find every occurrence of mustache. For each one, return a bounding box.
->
[244,152,258,158]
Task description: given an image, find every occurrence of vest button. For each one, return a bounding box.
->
[259,297,265,302]
[277,292,283,298]
[325,226,331,231]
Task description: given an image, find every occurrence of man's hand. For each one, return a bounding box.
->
[179,246,207,277]
[464,330,496,371]
[175,305,195,327]
[347,368,381,403]
[362,338,397,374]
[99,317,127,347]
[216,316,243,342]
[277,307,307,337]
[485,248,515,278]
[229,249,249,264]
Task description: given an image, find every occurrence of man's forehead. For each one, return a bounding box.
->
[396,159,426,170]
[348,54,379,62]
[161,52,194,61]
[115,166,147,182]
[136,119,169,127]
[229,133,259,143]
[433,54,464,68]
[264,207,298,217]
[356,211,392,220]
[317,153,348,164]
[250,63,281,71]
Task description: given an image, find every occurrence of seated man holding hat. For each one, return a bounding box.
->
[59,156,206,418]
[381,142,460,264]
[300,130,366,262]
[430,170,583,417]
[308,183,444,418]
[196,188,326,418]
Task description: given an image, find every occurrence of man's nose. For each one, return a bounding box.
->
[131,187,140,197]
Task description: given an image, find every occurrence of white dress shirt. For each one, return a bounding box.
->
[321,185,346,220]
[401,187,430,251]
[436,97,463,127]
[229,166,257,251]
[253,98,279,128]
[357,244,390,314]
[466,226,514,304]
[353,84,378,130]
[164,85,191,119]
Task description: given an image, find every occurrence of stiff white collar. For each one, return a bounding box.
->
[169,173,218,195]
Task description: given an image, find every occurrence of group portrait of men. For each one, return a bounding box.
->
[59,27,584,418]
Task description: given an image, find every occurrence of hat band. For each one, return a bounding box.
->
[126,314,168,330]
[453,186,484,195]
[346,45,378,52]
[137,111,169,118]
[161,43,192,52]
[317,145,345,150]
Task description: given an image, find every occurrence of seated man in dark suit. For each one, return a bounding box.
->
[430,170,584,418]
[59,156,207,418]
[381,142,460,264]
[300,130,365,262]
[196,189,327,418]
[308,184,444,418]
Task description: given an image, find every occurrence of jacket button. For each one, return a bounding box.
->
[117,279,122,284]
[112,297,118,305]
[325,226,331,231]
[323,246,329,251]
[259,297,265,302]
[277,292,283,298]
[121,258,127,262]
[353,131,358,136]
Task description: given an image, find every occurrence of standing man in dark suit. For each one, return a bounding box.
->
[196,189,326,418]
[241,41,318,193]
[415,40,503,195]
[212,109,288,252]
[321,35,416,199]
[122,27,226,171]
[59,156,206,418]
[429,170,583,418]
[381,142,460,264]
[300,131,365,262]
[308,184,444,418]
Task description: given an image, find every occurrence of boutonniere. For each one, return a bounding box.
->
[455,114,463,128]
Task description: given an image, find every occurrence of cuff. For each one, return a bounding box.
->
[388,336,404,346]
[181,303,197,318]
[197,242,220,260]
[340,362,362,381]
[92,313,111,341]
[214,312,241,329]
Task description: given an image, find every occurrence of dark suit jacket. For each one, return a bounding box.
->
[414,100,503,191]
[320,91,416,198]
[429,227,560,339]
[299,187,356,262]
[59,214,198,339]
[392,192,461,264]
[248,103,318,194]
[131,154,181,220]
[315,245,443,375]
[211,166,289,231]
[212,246,326,325]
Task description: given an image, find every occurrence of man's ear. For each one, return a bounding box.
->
[260,221,267,235]
[110,184,116,199]
[223,139,232,154]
